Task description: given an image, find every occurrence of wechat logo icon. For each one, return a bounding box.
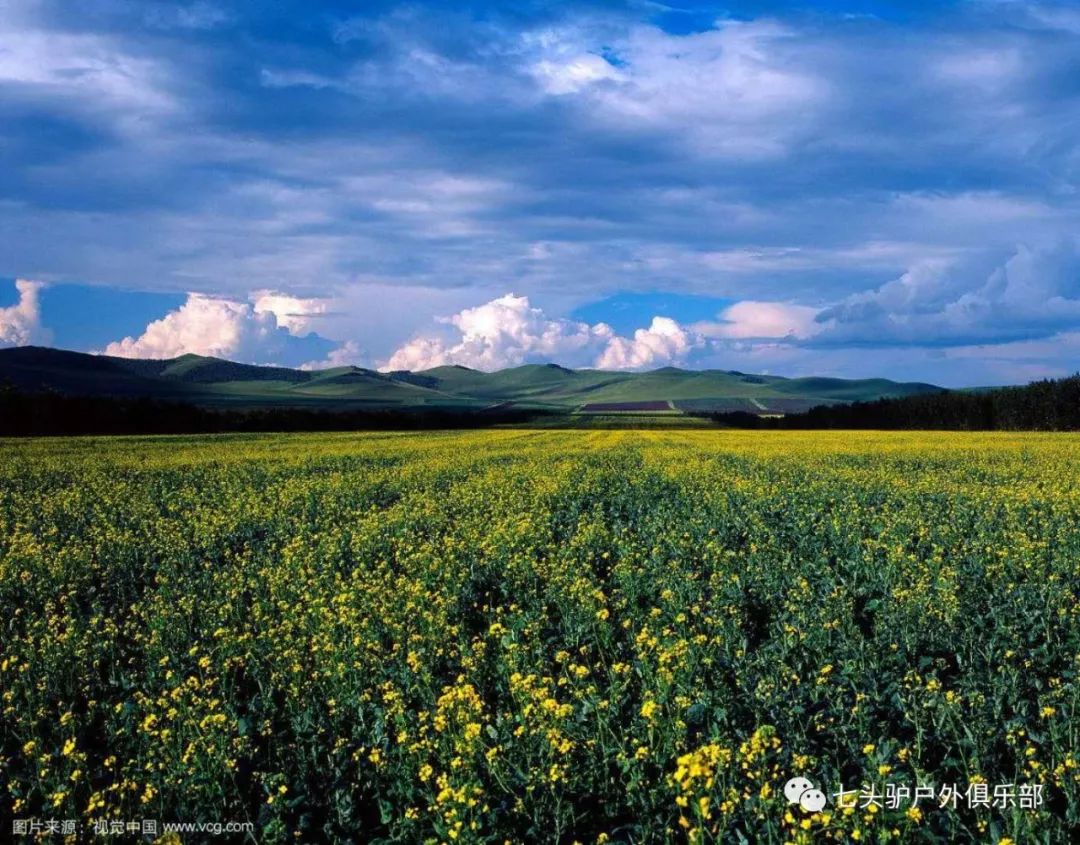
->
[784,776,827,813]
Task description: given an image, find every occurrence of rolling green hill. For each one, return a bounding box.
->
[0,346,943,414]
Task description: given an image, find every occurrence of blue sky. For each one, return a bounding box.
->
[2,0,1080,384]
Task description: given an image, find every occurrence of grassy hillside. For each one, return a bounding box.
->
[0,347,196,399]
[0,346,942,413]
[404,364,940,412]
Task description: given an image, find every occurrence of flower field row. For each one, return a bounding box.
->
[2,430,1080,843]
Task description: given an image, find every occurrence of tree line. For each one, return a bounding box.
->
[0,384,548,436]
[704,375,1080,430]
[5,374,1080,435]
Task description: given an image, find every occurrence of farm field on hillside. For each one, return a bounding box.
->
[2,431,1080,843]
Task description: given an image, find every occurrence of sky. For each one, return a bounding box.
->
[2,0,1080,385]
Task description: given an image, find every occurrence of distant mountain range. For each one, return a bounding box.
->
[0,346,943,414]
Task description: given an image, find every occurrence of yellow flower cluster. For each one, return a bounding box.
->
[2,429,1079,843]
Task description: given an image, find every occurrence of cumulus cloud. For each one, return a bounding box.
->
[101,292,337,364]
[382,335,460,373]
[384,296,712,371]
[251,290,329,335]
[300,340,366,371]
[103,294,280,359]
[382,294,614,371]
[381,293,850,372]
[0,279,47,347]
[595,317,696,369]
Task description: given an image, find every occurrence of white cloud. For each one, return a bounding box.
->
[300,340,366,371]
[0,279,46,347]
[251,289,329,335]
[594,316,696,369]
[101,288,343,362]
[381,293,613,371]
[823,258,960,322]
[382,294,709,371]
[381,293,842,373]
[102,293,288,361]
[380,335,452,372]
[696,300,824,340]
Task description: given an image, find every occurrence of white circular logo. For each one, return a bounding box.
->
[800,788,827,813]
[784,777,827,812]
[784,777,814,804]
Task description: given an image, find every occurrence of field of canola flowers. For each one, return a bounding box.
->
[3,429,1080,844]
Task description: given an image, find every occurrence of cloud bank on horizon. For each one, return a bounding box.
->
[2,0,1080,385]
